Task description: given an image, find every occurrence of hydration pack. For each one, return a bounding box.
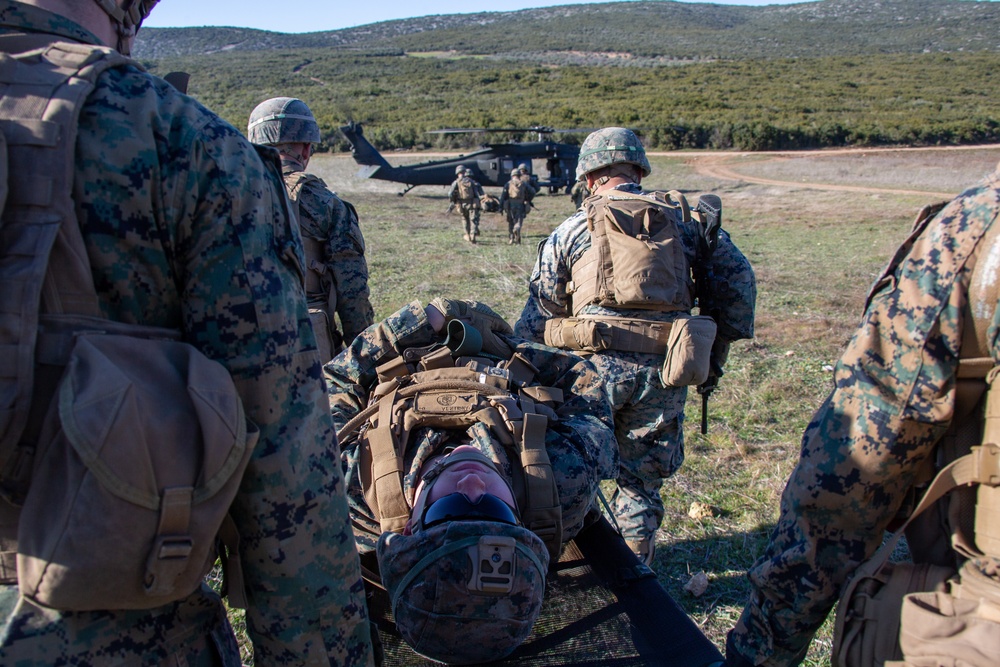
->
[457,175,475,201]
[569,190,694,315]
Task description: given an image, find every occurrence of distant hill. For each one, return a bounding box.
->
[132,0,1000,152]
[134,0,1000,61]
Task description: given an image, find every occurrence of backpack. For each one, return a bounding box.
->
[569,190,694,315]
[832,201,1000,667]
[337,339,565,560]
[0,40,255,611]
[506,177,527,202]
[457,176,475,201]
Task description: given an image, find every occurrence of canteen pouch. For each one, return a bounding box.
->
[16,333,257,611]
[660,314,716,387]
[832,561,955,667]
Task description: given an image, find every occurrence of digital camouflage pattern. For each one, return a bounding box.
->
[377,520,549,664]
[500,175,536,245]
[0,3,372,666]
[283,164,375,348]
[327,300,618,661]
[515,182,756,547]
[448,172,484,241]
[327,301,619,552]
[575,126,651,181]
[728,163,1000,666]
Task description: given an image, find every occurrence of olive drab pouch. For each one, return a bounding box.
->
[571,190,693,315]
[660,314,717,388]
[16,330,257,611]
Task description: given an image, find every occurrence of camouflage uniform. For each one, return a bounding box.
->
[499,172,536,245]
[515,181,756,552]
[283,161,375,357]
[0,4,372,666]
[727,163,1000,666]
[447,172,484,242]
[326,301,619,553]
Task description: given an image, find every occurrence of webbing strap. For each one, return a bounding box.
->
[368,387,410,534]
[518,412,562,561]
[144,486,194,597]
[545,316,672,355]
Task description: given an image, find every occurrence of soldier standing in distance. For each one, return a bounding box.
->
[248,97,375,360]
[0,2,373,665]
[447,164,484,243]
[570,179,591,209]
[515,127,756,566]
[724,164,1000,667]
[499,167,536,245]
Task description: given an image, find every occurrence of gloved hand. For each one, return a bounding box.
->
[709,336,730,380]
[428,298,513,359]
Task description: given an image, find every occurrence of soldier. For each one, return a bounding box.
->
[570,179,591,209]
[724,165,1000,667]
[248,97,374,360]
[447,164,484,243]
[0,2,373,665]
[499,167,536,245]
[514,127,756,566]
[328,297,619,664]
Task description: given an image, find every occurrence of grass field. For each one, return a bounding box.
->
[246,146,1000,665]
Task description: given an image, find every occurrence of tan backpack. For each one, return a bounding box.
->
[337,341,565,560]
[506,177,527,202]
[569,190,694,315]
[457,176,475,201]
[0,40,255,610]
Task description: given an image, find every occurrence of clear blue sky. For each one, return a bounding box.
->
[142,1,813,34]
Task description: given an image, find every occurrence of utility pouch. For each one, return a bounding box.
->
[543,318,611,352]
[17,332,257,611]
[660,315,716,387]
[834,561,955,667]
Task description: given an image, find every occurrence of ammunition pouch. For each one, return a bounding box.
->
[661,314,717,388]
[543,316,672,355]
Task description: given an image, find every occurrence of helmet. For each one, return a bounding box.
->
[455,165,466,175]
[379,522,548,664]
[518,163,529,173]
[575,126,651,181]
[93,0,160,55]
[377,449,549,664]
[510,168,520,177]
[247,97,321,146]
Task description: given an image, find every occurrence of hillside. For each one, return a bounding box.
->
[134,0,1000,61]
[132,0,1000,153]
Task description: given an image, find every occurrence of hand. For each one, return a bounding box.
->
[428,298,513,359]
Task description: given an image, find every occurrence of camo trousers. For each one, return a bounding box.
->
[588,350,687,544]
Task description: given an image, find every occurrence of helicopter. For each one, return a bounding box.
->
[338,121,586,196]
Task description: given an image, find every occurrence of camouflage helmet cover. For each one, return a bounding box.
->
[378,521,549,664]
[247,97,321,146]
[510,168,520,176]
[455,165,466,175]
[575,126,651,181]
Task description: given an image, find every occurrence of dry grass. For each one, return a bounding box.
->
[243,145,1000,665]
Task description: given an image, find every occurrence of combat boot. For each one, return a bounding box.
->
[514,230,521,245]
[625,536,655,567]
[463,232,470,242]
[508,233,514,245]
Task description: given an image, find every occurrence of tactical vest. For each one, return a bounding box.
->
[0,39,253,610]
[457,176,475,201]
[832,199,1000,667]
[337,343,565,560]
[506,177,528,202]
[569,190,694,316]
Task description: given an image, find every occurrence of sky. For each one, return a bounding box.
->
[142,1,811,34]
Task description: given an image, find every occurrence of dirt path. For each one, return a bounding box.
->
[678,145,1000,198]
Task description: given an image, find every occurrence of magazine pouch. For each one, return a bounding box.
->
[17,331,257,610]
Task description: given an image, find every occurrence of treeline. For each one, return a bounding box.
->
[135,0,1000,62]
[143,48,1000,153]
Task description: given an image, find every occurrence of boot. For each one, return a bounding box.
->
[463,232,470,242]
[514,230,521,245]
[625,536,655,567]
[508,233,514,245]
